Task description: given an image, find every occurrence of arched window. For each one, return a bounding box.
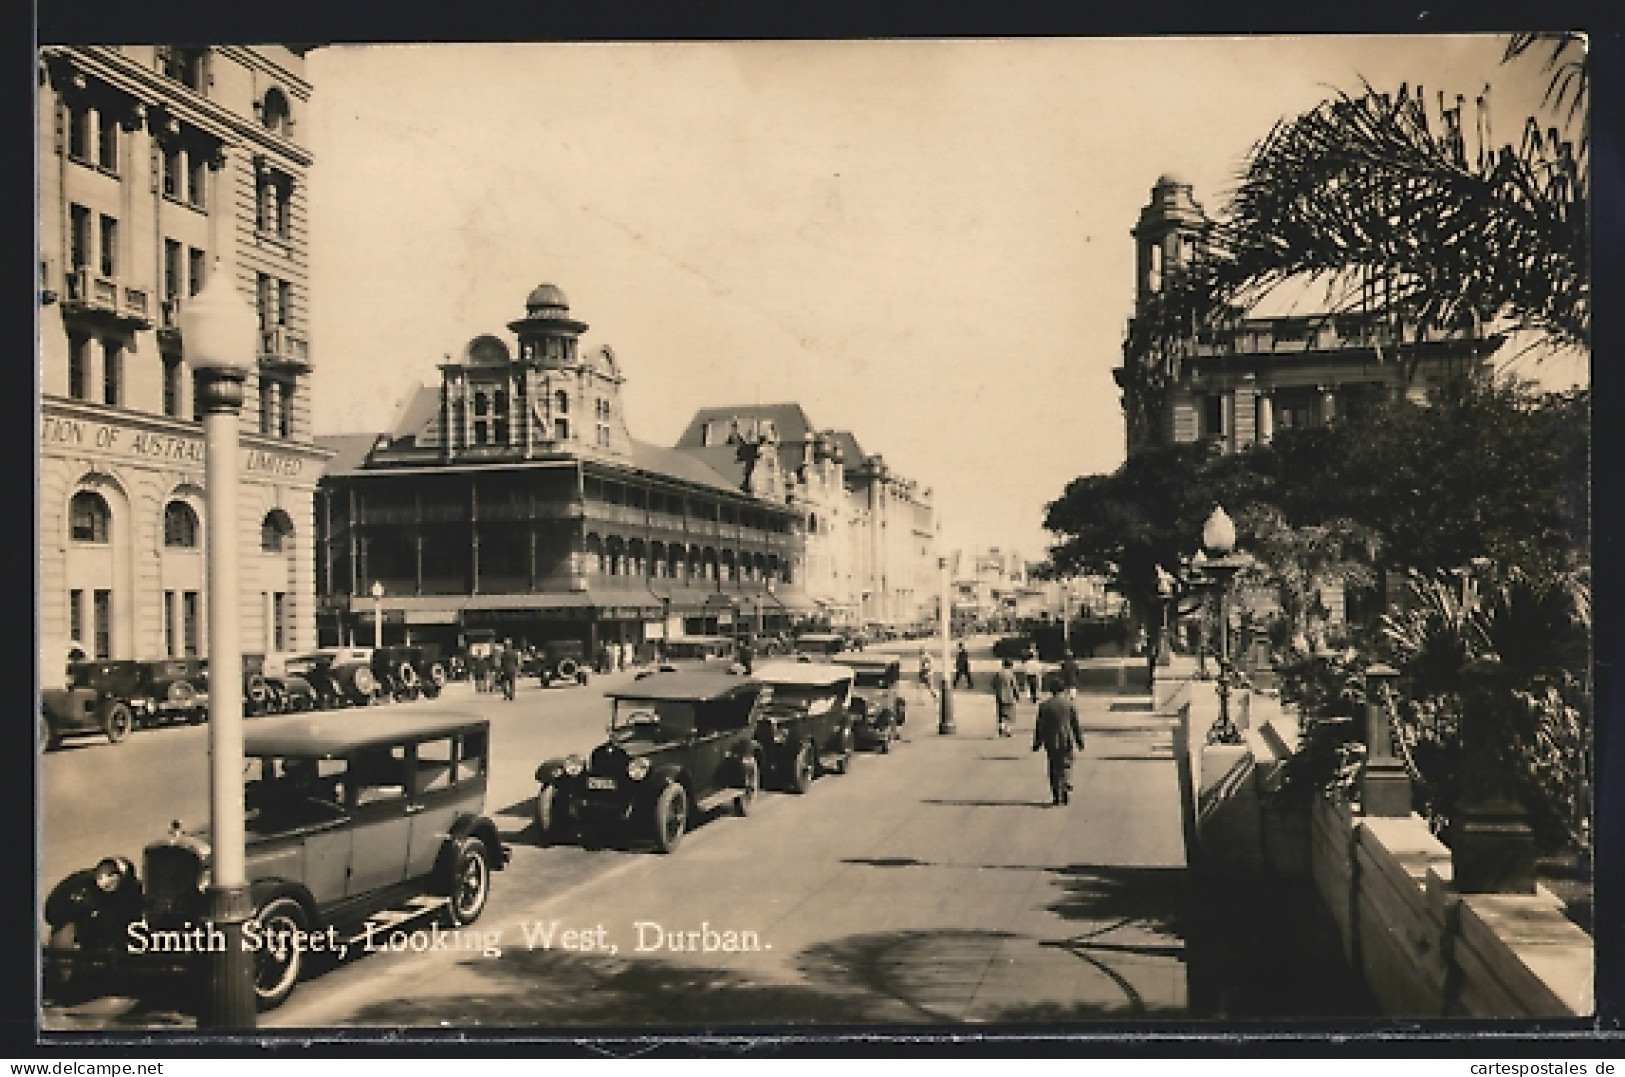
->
[70,491,110,543]
[163,501,199,548]
[261,509,294,553]
[261,88,291,135]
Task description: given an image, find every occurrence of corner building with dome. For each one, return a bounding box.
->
[313,284,804,656]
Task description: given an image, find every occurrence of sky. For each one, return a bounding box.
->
[305,36,1588,560]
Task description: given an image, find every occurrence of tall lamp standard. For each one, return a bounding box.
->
[182,260,259,1029]
[371,580,384,651]
[937,555,955,734]
[1198,505,1251,744]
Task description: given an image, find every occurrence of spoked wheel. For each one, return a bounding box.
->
[790,742,815,794]
[445,837,491,926]
[252,896,308,1011]
[733,755,760,817]
[103,703,133,744]
[834,731,855,775]
[535,785,574,846]
[652,783,688,854]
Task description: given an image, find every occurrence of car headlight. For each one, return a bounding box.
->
[626,757,651,781]
[563,754,585,777]
[772,727,789,744]
[93,857,133,893]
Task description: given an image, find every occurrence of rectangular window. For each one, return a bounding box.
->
[276,184,292,239]
[67,101,91,161]
[162,145,180,197]
[163,355,184,418]
[187,152,207,208]
[182,591,200,657]
[102,341,122,406]
[277,279,291,326]
[67,335,89,400]
[98,214,117,277]
[279,382,294,439]
[92,589,112,659]
[1203,394,1226,439]
[272,592,287,652]
[69,205,90,269]
[164,239,182,301]
[256,273,273,329]
[96,109,118,172]
[164,590,176,657]
[69,589,84,647]
[188,247,206,296]
[259,377,276,436]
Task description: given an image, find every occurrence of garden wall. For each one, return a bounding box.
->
[1169,680,1592,1018]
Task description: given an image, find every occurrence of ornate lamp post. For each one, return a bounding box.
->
[371,580,384,650]
[938,555,955,734]
[1197,505,1251,744]
[1189,548,1210,678]
[181,259,259,1029]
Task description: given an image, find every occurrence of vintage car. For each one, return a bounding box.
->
[843,656,907,753]
[283,647,379,709]
[533,671,762,854]
[660,635,740,667]
[127,659,210,727]
[533,639,591,687]
[240,653,318,717]
[751,661,857,791]
[40,661,140,750]
[42,711,507,1011]
[371,644,450,702]
[993,634,1039,661]
[793,632,851,658]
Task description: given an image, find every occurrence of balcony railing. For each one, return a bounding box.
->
[260,326,312,371]
[61,267,153,328]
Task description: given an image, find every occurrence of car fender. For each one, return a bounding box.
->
[248,878,319,924]
[441,813,507,870]
[533,757,574,785]
[44,867,145,942]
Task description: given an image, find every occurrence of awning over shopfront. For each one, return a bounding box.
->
[338,590,663,619]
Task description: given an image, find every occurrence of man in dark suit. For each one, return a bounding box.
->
[1060,648,1082,699]
[1032,675,1085,806]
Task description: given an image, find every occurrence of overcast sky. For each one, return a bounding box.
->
[305,36,1587,558]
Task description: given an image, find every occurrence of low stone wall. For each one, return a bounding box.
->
[1168,679,1593,1019]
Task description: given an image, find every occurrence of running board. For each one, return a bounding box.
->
[345,895,450,946]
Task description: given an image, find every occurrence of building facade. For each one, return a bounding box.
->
[314,285,802,656]
[1114,174,1502,460]
[672,407,940,631]
[38,45,323,664]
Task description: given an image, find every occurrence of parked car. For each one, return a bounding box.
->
[242,653,319,716]
[127,659,209,727]
[40,661,141,751]
[750,661,857,791]
[371,644,450,702]
[660,636,740,667]
[843,656,906,753]
[533,640,591,687]
[533,671,762,854]
[42,711,506,1011]
[993,635,1038,661]
[283,648,379,709]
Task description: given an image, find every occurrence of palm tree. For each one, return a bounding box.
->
[1176,37,1588,352]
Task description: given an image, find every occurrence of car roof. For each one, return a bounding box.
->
[668,635,734,644]
[795,633,844,642]
[244,711,489,758]
[842,656,901,670]
[607,670,762,702]
[753,661,855,685]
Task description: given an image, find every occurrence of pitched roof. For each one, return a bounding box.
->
[673,403,818,448]
[313,434,380,476]
[827,429,866,466]
[388,385,442,442]
[627,439,742,494]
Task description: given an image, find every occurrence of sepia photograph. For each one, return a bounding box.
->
[35,32,1593,1040]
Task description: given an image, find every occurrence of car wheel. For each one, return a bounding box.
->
[444,837,491,926]
[39,718,50,753]
[733,754,760,817]
[790,741,815,794]
[652,783,688,854]
[535,785,573,846]
[252,896,309,1011]
[834,731,855,775]
[349,665,378,699]
[578,671,590,686]
[103,702,133,744]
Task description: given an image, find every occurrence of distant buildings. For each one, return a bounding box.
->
[673,406,940,631]
[1114,174,1501,460]
[38,45,322,663]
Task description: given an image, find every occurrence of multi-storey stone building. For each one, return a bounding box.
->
[1114,174,1502,459]
[672,406,940,631]
[38,45,323,664]
[313,284,802,656]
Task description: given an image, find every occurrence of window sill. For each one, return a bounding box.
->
[254,228,294,249]
[162,193,208,215]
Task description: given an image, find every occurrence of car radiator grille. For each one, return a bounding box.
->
[589,743,628,777]
[143,845,204,911]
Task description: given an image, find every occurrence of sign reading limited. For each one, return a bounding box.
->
[41,415,305,477]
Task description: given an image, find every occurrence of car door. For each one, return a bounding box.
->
[404,734,483,879]
[343,745,412,898]
[688,701,742,799]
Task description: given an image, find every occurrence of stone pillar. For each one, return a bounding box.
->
[1358,664,1411,817]
[1453,658,1537,893]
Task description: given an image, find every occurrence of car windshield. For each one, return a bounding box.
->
[762,685,840,716]
[611,699,697,739]
[853,669,894,688]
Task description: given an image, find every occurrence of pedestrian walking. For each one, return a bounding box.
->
[500,640,520,701]
[1061,648,1081,700]
[952,642,974,689]
[992,658,1021,737]
[1023,649,1042,703]
[917,650,936,701]
[1032,675,1085,806]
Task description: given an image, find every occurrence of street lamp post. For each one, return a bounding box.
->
[1198,506,1250,745]
[371,580,384,650]
[182,259,259,1029]
[937,555,955,734]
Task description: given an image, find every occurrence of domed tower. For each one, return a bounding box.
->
[1132,173,1208,313]
[502,283,631,460]
[508,283,589,368]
